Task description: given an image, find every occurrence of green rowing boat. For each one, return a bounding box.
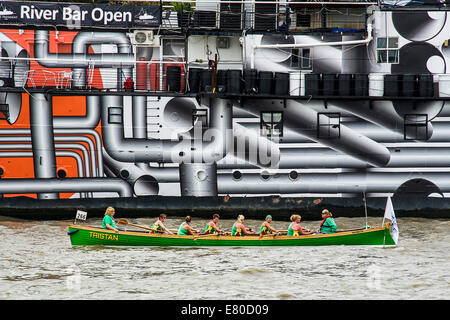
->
[67,223,396,246]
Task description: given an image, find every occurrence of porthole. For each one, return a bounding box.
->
[120,169,130,179]
[57,169,67,179]
[261,170,270,180]
[289,170,299,180]
[197,170,207,181]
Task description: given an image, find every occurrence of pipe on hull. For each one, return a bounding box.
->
[101,95,233,164]
[102,149,180,195]
[232,123,280,168]
[0,178,133,197]
[29,93,57,199]
[0,128,103,177]
[34,31,134,88]
[0,139,92,180]
[217,171,450,194]
[0,135,96,178]
[53,95,101,129]
[179,163,218,196]
[330,100,434,140]
[274,147,450,169]
[71,32,133,88]
[241,99,391,167]
[0,150,87,198]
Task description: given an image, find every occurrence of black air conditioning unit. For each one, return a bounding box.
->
[193,10,217,28]
[219,1,243,30]
[254,0,277,31]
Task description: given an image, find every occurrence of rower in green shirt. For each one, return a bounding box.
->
[319,209,337,233]
[177,216,199,235]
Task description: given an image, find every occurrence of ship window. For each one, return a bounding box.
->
[296,13,311,27]
[302,49,311,69]
[260,111,283,137]
[108,107,122,124]
[376,37,399,64]
[404,114,428,140]
[291,49,299,68]
[317,112,341,139]
[291,48,311,69]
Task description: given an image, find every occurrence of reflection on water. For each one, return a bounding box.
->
[0,216,449,300]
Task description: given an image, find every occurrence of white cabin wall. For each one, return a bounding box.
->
[187,35,243,70]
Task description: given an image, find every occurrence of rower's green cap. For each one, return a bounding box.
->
[265,215,272,220]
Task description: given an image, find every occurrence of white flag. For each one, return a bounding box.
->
[75,210,87,221]
[384,197,399,244]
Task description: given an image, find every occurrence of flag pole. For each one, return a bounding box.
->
[363,191,368,229]
[383,196,387,246]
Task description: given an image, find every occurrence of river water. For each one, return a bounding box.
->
[0,216,449,300]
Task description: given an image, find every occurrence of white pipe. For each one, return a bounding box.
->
[250,24,373,69]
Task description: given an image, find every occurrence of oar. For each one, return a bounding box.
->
[117,219,178,233]
[117,219,152,231]
[259,231,284,238]
[279,228,313,234]
[193,231,231,238]
[194,233,219,239]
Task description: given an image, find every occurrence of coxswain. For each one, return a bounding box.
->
[318,209,337,233]
[231,215,255,236]
[177,216,199,235]
[203,213,224,234]
[287,214,314,236]
[259,215,280,236]
[149,213,173,234]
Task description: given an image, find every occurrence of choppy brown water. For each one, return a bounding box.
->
[0,216,449,300]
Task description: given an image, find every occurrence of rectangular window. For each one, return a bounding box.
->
[296,13,311,27]
[377,37,399,64]
[291,48,311,69]
[302,48,311,69]
[317,113,341,139]
[108,107,122,124]
[404,114,428,140]
[260,111,283,137]
[291,49,299,68]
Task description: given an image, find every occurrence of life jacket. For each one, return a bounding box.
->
[259,222,270,235]
[287,222,299,236]
[319,216,333,232]
[204,221,216,235]
[149,222,163,234]
[231,222,242,236]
